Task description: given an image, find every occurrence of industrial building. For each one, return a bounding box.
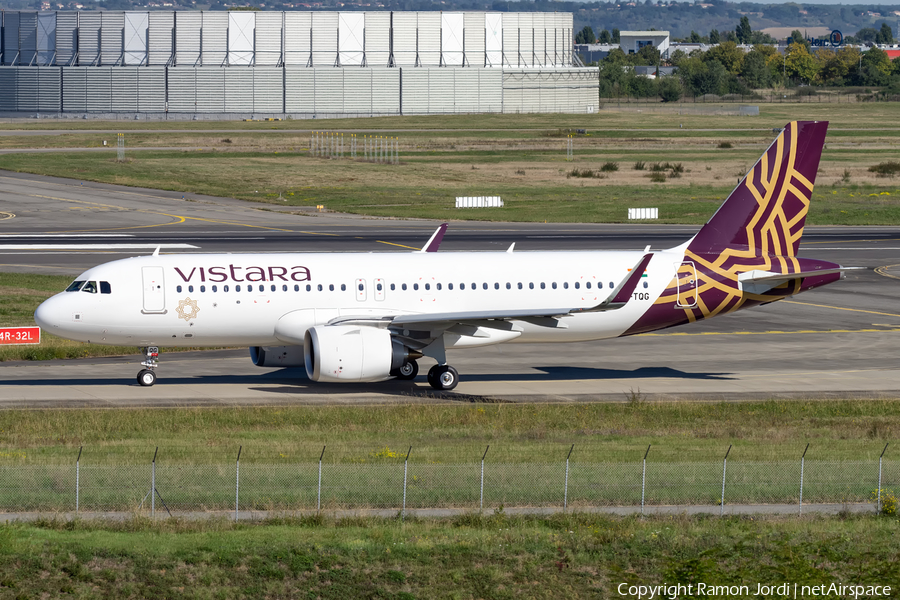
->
[0,10,599,117]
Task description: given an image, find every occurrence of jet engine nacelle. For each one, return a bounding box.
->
[304,325,406,382]
[250,345,306,368]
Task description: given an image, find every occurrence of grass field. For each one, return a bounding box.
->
[0,513,897,599]
[2,104,900,224]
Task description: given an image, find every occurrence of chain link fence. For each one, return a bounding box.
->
[0,447,896,517]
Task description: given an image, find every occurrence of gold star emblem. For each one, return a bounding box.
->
[176,297,200,322]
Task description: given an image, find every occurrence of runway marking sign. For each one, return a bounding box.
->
[0,327,41,345]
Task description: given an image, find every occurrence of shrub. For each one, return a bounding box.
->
[647,172,667,183]
[868,161,900,178]
[567,168,595,178]
[718,141,733,149]
[633,161,645,171]
[600,162,619,172]
[872,488,898,516]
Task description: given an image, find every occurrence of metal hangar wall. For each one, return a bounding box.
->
[0,10,599,117]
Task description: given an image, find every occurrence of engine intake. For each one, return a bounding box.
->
[304,325,407,382]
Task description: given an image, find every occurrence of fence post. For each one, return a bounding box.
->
[402,446,412,521]
[641,445,650,516]
[234,446,242,522]
[317,445,326,513]
[564,444,574,510]
[721,445,731,516]
[799,443,809,515]
[877,443,888,514]
[480,445,489,511]
[75,446,82,514]
[151,446,158,519]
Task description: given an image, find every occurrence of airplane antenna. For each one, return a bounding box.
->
[506,243,515,253]
[643,245,650,252]
[152,246,160,257]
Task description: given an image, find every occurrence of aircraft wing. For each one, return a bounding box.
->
[328,254,653,335]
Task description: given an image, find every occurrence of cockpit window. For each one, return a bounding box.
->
[100,281,112,294]
[65,280,86,292]
[81,281,98,294]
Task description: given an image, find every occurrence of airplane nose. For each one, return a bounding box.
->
[34,295,61,331]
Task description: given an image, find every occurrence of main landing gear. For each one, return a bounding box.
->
[392,359,460,391]
[136,346,159,387]
[427,364,459,391]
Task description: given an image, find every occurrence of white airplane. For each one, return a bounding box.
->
[35,121,848,390]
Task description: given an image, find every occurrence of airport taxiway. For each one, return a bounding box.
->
[1,169,899,406]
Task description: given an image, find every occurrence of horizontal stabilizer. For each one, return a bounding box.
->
[738,267,862,294]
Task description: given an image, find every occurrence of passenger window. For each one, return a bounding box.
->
[188,285,194,293]
[494,283,499,290]
[460,283,465,290]
[318,284,324,292]
[282,285,287,292]
[425,283,430,291]
[258,285,264,292]
[248,286,253,293]
[357,283,363,291]
[200,285,206,293]
[402,283,407,291]
[518,283,523,290]
[436,283,441,290]
[341,284,347,291]
[414,283,419,291]
[294,285,299,292]
[65,280,85,292]
[329,284,335,291]
[643,282,649,289]
[390,283,395,291]
[506,283,511,290]
[471,283,476,290]
[224,285,230,292]
[586,282,592,289]
[378,283,384,291]
[575,282,580,289]
[449,283,454,290]
[272,285,277,292]
[609,282,614,288]
[564,282,569,289]
[552,282,557,289]
[100,281,112,294]
[540,282,546,290]
[306,284,311,292]
[236,285,242,292]
[212,285,218,292]
[176,285,183,293]
[482,283,488,290]
[529,283,534,290]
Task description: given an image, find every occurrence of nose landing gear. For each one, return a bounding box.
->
[137,346,159,387]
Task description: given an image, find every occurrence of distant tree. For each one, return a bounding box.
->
[820,46,860,84]
[854,28,878,43]
[598,29,612,44]
[709,29,720,44]
[784,42,820,83]
[612,28,621,44]
[859,46,893,85]
[789,29,806,46]
[740,48,772,88]
[658,76,683,102]
[705,41,744,74]
[576,26,596,44]
[690,30,701,43]
[669,49,688,66]
[750,31,777,45]
[736,16,752,44]
[679,55,727,96]
[633,44,661,66]
[877,22,894,45]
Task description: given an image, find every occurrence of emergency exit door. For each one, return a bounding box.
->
[142,266,166,313]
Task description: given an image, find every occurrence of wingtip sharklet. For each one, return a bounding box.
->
[418,223,449,253]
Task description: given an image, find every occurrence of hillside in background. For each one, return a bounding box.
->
[0,0,898,44]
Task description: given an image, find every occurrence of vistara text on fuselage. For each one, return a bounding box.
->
[35,121,848,390]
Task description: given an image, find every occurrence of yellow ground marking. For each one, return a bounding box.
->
[783,300,900,318]
[643,327,900,337]
[376,240,420,250]
[0,212,14,220]
[874,264,900,281]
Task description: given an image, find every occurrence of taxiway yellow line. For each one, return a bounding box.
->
[782,300,900,318]
[874,264,900,281]
[376,240,420,250]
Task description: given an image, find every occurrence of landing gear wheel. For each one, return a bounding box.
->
[137,369,157,387]
[396,360,419,381]
[427,365,459,391]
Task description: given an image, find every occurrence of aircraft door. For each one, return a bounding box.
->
[142,266,166,313]
[355,278,366,302]
[374,278,385,301]
[675,261,698,308]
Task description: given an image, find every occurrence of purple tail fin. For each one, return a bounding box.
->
[688,121,828,257]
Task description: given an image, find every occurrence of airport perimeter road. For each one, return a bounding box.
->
[0,169,899,405]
